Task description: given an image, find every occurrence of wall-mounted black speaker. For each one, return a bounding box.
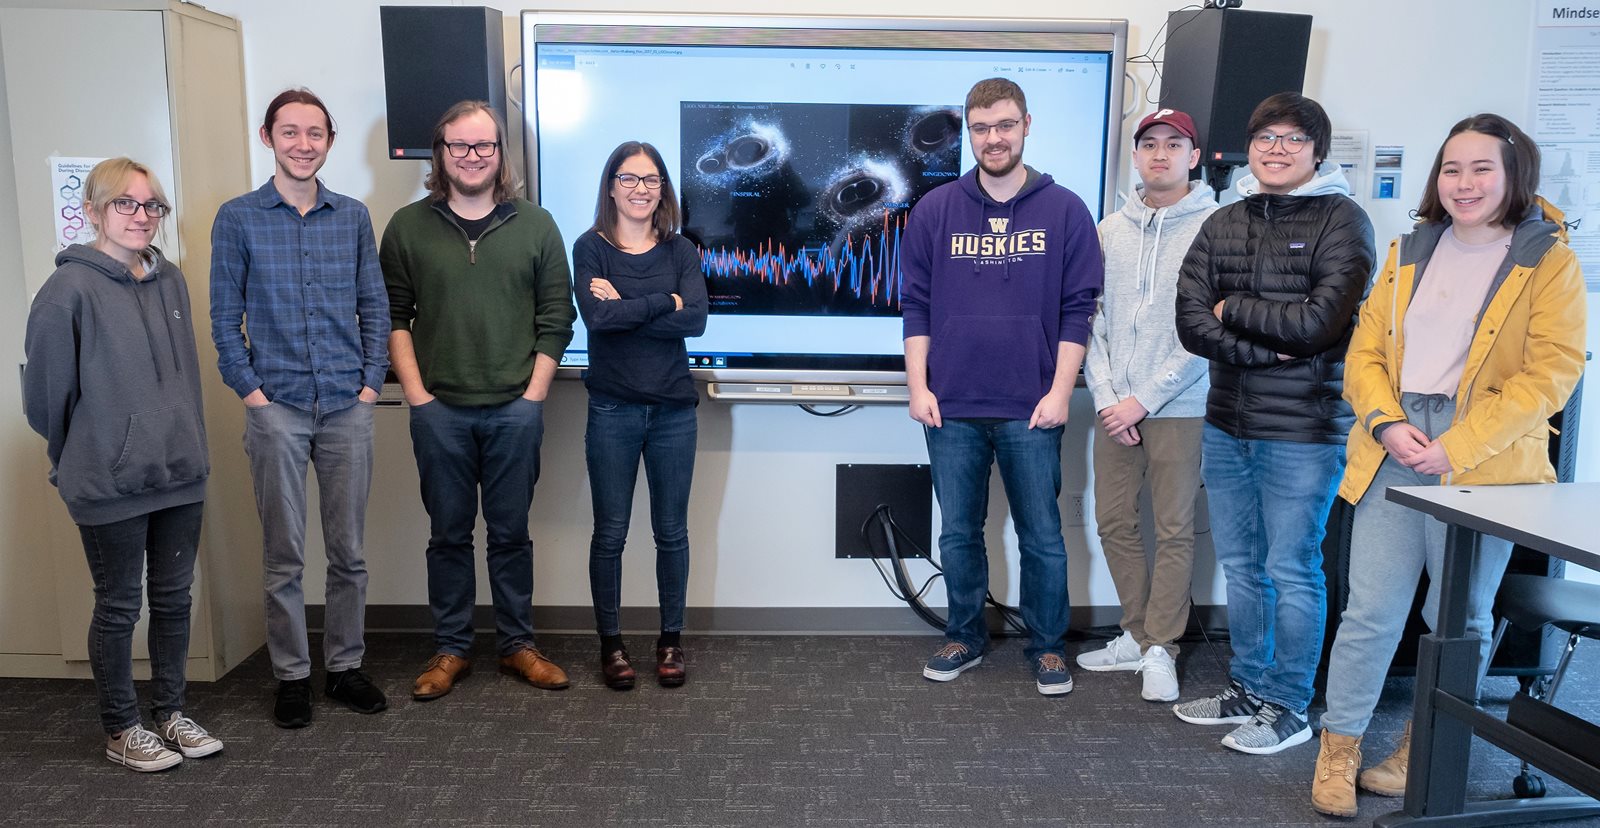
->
[379,6,505,161]
[1157,8,1313,168]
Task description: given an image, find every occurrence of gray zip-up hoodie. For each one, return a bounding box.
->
[1085,180,1217,417]
[24,244,208,525]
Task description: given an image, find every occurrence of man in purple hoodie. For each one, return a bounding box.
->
[902,77,1104,696]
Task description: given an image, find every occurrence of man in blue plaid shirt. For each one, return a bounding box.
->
[210,89,390,729]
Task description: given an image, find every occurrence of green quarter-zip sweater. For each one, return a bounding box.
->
[380,197,576,406]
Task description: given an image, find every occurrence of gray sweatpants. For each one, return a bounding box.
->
[1320,393,1514,736]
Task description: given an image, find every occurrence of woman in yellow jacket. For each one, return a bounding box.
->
[1310,114,1587,817]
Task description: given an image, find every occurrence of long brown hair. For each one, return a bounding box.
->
[1416,114,1539,229]
[425,100,521,203]
[592,141,679,243]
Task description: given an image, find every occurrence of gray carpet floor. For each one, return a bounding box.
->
[4,630,1599,827]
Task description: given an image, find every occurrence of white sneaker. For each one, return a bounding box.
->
[1074,630,1141,672]
[1137,645,1180,702]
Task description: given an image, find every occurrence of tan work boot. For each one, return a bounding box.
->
[1359,720,1411,797]
[1311,730,1362,818]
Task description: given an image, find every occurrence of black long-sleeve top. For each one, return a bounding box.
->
[572,229,709,405]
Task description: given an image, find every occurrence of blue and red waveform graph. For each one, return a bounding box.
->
[697,211,906,317]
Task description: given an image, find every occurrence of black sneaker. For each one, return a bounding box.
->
[326,668,388,714]
[274,678,313,728]
[1221,701,1313,755]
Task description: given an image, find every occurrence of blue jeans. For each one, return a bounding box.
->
[410,397,543,657]
[925,419,1068,663]
[244,399,374,681]
[1202,423,1343,712]
[585,395,697,637]
[78,501,204,734]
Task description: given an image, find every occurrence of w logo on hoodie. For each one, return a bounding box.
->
[987,217,1010,234]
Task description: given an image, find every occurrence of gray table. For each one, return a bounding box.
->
[1377,482,1600,827]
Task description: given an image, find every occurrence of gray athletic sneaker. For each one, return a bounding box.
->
[105,725,182,772]
[1172,679,1262,725]
[1221,701,1312,755]
[156,712,224,758]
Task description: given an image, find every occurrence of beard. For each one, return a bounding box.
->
[977,139,1024,178]
[446,165,497,199]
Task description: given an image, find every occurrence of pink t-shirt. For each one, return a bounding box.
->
[1400,226,1513,395]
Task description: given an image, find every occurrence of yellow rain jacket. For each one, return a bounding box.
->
[1339,198,1587,504]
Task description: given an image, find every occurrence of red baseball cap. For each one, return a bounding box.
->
[1134,108,1198,143]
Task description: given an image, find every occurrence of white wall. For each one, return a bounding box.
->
[189,0,1596,620]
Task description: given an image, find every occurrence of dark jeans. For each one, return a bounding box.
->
[78,501,204,734]
[925,419,1069,663]
[409,397,543,657]
[586,395,697,637]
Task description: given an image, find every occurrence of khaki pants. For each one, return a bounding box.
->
[1091,416,1203,657]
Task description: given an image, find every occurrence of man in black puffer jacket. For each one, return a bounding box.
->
[1171,93,1376,757]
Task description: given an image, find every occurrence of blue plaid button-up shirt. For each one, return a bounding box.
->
[210,178,390,412]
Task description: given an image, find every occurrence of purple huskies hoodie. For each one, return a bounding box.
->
[902,167,1103,420]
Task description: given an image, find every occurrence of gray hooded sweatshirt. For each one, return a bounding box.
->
[1230,159,1354,201]
[24,244,208,525]
[1085,180,1217,417]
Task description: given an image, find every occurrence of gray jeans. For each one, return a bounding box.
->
[244,399,375,681]
[1321,393,1514,736]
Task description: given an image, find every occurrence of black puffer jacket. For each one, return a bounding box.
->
[1175,183,1375,444]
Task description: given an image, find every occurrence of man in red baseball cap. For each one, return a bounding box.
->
[1134,108,1199,144]
[1078,106,1216,705]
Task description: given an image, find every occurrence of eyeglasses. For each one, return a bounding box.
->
[442,141,499,158]
[1251,131,1312,154]
[613,173,663,189]
[109,198,170,218]
[968,119,1021,138]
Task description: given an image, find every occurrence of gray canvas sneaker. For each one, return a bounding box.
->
[106,724,182,772]
[156,713,224,758]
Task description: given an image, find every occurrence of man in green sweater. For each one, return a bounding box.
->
[380,100,576,701]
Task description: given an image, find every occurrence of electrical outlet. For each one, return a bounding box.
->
[1065,494,1086,527]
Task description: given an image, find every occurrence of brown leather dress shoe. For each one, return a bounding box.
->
[498,646,570,690]
[413,653,471,701]
[656,646,686,687]
[601,649,636,691]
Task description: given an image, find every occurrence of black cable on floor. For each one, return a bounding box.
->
[862,504,1028,638]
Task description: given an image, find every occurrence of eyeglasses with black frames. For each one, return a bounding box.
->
[614,173,664,189]
[109,198,170,218]
[442,141,500,158]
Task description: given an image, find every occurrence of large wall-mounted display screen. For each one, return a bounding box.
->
[523,13,1126,383]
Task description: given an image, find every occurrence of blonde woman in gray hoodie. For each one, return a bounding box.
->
[1078,110,1217,704]
[24,158,220,772]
